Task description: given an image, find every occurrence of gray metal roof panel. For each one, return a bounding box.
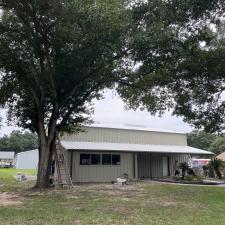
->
[0,151,15,159]
[61,141,213,155]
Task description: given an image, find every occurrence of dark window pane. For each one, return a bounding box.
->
[91,154,101,165]
[102,154,111,165]
[80,154,90,165]
[112,155,120,165]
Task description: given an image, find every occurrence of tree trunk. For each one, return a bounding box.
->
[34,109,58,189]
[35,143,52,188]
[35,124,56,189]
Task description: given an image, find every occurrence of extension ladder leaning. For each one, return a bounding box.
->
[53,135,73,188]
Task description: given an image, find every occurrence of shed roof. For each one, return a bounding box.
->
[0,151,15,159]
[216,152,225,161]
[15,149,38,156]
[61,141,213,155]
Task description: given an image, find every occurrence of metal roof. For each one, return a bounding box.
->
[0,151,15,159]
[15,149,38,156]
[87,124,186,134]
[61,141,213,155]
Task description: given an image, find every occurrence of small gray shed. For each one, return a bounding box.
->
[0,151,15,163]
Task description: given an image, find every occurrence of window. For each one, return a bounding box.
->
[80,154,90,165]
[112,155,120,165]
[91,154,101,165]
[80,153,121,166]
[102,154,111,165]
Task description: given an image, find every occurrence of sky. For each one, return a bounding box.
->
[92,90,193,133]
[0,90,193,137]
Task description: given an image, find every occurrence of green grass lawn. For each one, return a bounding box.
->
[0,168,36,193]
[0,168,36,178]
[1,169,225,225]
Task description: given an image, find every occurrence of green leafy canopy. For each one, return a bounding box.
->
[0,0,131,136]
[118,0,225,133]
[1,0,224,137]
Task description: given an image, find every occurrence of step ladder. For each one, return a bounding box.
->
[53,135,73,188]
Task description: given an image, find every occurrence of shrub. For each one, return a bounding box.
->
[202,165,209,177]
[208,159,224,179]
[185,175,194,181]
[179,162,189,180]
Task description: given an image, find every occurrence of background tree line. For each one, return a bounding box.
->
[0,131,38,154]
[187,131,225,155]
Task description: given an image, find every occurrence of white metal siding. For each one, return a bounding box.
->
[62,127,187,146]
[137,153,190,179]
[137,153,163,178]
[71,151,134,182]
[163,157,169,176]
[67,151,190,182]
[15,150,38,169]
[137,153,152,178]
[151,154,163,178]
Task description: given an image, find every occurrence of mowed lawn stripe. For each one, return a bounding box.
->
[1,169,225,225]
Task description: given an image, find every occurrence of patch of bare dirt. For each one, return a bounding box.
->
[0,192,22,206]
[63,183,145,200]
[95,184,145,198]
[87,183,143,194]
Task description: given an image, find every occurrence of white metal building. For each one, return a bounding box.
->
[14,149,38,169]
[60,125,213,182]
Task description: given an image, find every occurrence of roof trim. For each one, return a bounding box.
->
[61,141,213,155]
[15,149,38,156]
[87,124,186,134]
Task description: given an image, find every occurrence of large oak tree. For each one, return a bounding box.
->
[0,0,131,188]
[118,1,225,132]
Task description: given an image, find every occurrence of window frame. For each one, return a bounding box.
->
[90,154,101,165]
[80,153,91,165]
[111,154,121,165]
[79,153,121,166]
[102,154,112,165]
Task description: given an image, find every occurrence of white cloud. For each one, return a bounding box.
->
[92,90,192,133]
[0,90,193,137]
[0,109,22,137]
